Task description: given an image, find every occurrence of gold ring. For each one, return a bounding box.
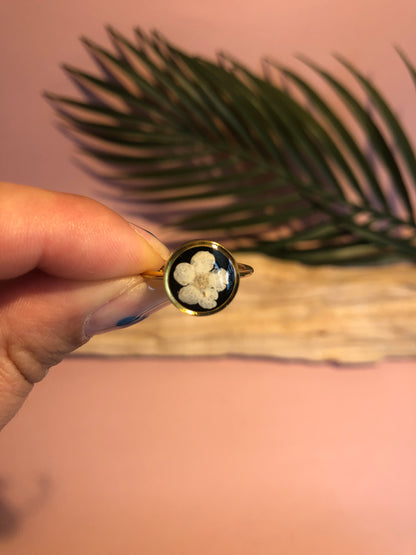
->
[143,240,254,316]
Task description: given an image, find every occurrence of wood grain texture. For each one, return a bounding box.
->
[76,254,416,363]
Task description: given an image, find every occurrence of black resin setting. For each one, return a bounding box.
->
[164,241,240,316]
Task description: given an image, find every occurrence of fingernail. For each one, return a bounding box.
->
[83,277,169,338]
[129,223,171,261]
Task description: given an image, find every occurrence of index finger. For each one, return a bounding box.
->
[0,182,167,280]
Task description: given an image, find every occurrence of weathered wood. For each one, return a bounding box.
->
[76,254,416,363]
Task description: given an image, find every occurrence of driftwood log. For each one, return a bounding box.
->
[76,253,416,364]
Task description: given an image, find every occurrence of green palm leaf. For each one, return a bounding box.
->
[45,27,416,264]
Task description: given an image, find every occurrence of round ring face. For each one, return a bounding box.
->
[164,241,240,316]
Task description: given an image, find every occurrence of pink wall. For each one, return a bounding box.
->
[1,1,416,553]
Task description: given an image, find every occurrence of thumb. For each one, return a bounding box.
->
[0,182,171,429]
[0,270,168,429]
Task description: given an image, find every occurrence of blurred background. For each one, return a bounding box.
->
[0,1,416,553]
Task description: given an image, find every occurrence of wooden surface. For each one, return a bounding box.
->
[77,254,416,364]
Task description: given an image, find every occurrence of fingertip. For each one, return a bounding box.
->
[129,223,171,262]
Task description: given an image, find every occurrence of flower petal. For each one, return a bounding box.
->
[190,250,215,274]
[199,288,218,309]
[208,268,229,292]
[178,284,201,305]
[173,262,195,286]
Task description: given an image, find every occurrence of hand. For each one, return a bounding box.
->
[0,182,170,430]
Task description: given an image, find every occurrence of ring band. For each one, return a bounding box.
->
[143,240,254,316]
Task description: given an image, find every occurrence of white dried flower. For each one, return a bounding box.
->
[173,250,229,309]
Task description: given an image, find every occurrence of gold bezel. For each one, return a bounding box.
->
[164,240,240,316]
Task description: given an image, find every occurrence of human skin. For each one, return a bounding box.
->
[0,182,170,430]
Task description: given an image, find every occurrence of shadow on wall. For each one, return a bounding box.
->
[0,475,52,540]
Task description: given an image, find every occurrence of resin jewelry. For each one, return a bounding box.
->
[143,240,254,316]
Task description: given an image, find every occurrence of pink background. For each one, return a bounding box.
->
[1,1,416,553]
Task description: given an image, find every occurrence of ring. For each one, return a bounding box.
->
[143,240,254,316]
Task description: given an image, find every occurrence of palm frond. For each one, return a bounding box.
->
[45,27,416,264]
